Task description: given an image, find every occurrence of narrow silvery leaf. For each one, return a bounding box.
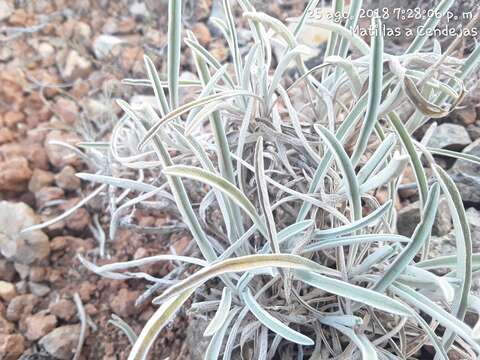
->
[321,315,363,328]
[163,165,267,236]
[128,289,194,360]
[278,86,321,164]
[357,134,396,184]
[184,39,235,88]
[76,173,157,193]
[350,16,383,167]
[185,101,230,135]
[205,307,240,360]
[404,266,454,302]
[320,0,344,81]
[417,254,480,270]
[429,147,480,166]
[359,154,408,194]
[153,254,340,304]
[435,165,472,351]
[244,11,296,48]
[324,55,362,96]
[242,289,314,346]
[352,246,394,275]
[109,186,174,240]
[292,0,321,37]
[167,0,182,108]
[389,111,431,260]
[241,44,259,90]
[109,315,138,345]
[257,326,268,360]
[144,55,170,116]
[391,283,479,353]
[297,94,368,222]
[374,183,440,292]
[314,125,362,221]
[267,45,311,104]
[388,112,428,207]
[22,185,106,233]
[294,270,411,316]
[302,234,409,254]
[118,99,220,264]
[204,287,233,336]
[293,18,370,55]
[222,307,249,360]
[81,253,207,274]
[222,0,242,84]
[224,220,314,261]
[232,154,349,224]
[186,29,245,240]
[179,132,237,242]
[321,317,378,360]
[138,90,258,149]
[276,221,314,247]
[333,0,362,58]
[255,137,280,253]
[184,63,229,127]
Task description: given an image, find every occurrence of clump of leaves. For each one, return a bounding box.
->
[25,0,480,359]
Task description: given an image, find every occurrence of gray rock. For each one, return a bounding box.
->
[39,325,81,360]
[466,207,480,251]
[397,197,452,237]
[467,123,480,141]
[14,262,30,279]
[28,282,51,297]
[0,202,49,265]
[449,139,480,203]
[0,1,14,22]
[15,280,28,295]
[92,35,123,60]
[129,2,149,18]
[427,123,471,150]
[0,46,12,62]
[428,232,457,262]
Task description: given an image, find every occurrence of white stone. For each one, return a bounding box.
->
[92,35,123,60]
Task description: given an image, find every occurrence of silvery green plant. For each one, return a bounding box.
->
[24,0,480,358]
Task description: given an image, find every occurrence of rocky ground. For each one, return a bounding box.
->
[0,0,480,359]
[0,0,214,358]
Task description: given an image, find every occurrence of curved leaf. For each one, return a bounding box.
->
[128,289,194,360]
[242,289,314,346]
[374,183,440,292]
[350,16,384,166]
[204,288,233,336]
[153,254,340,304]
[163,165,267,236]
[295,270,411,316]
